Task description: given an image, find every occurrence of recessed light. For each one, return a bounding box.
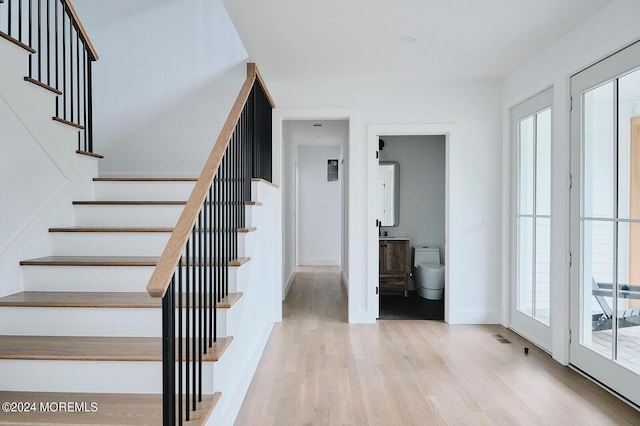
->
[401,36,416,45]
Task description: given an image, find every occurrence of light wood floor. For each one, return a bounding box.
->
[235,267,640,425]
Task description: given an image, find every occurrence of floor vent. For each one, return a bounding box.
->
[492,334,511,344]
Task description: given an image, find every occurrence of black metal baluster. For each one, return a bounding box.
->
[178,258,183,425]
[61,7,66,118]
[191,226,196,412]
[37,0,41,79]
[185,240,190,422]
[162,276,175,426]
[76,32,79,126]
[208,185,214,347]
[28,0,32,76]
[8,0,13,38]
[69,13,73,123]
[54,0,58,115]
[83,48,87,151]
[86,56,93,152]
[46,0,50,85]
[198,210,203,402]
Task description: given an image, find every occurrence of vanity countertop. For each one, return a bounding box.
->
[379,236,410,241]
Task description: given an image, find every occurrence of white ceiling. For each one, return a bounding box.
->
[223,0,614,83]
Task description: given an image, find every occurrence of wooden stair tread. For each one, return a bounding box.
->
[251,177,278,188]
[0,391,220,425]
[73,200,186,205]
[48,226,257,233]
[19,256,250,267]
[0,336,233,361]
[94,177,198,182]
[0,31,36,53]
[0,291,243,309]
[76,150,104,159]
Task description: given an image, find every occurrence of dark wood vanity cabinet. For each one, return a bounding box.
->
[379,239,409,297]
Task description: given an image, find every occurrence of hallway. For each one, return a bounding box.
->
[235,267,640,425]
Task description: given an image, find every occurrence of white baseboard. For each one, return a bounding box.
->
[298,258,339,266]
[284,271,295,300]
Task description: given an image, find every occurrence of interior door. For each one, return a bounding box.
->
[570,40,640,405]
[510,88,553,351]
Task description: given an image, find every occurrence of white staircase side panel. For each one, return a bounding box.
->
[73,205,184,227]
[93,181,195,201]
[0,360,214,394]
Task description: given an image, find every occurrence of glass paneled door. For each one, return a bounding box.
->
[570,40,640,405]
[510,88,553,351]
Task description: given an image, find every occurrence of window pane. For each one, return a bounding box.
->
[535,218,551,324]
[519,117,535,215]
[584,220,614,359]
[616,222,640,373]
[517,217,534,315]
[536,109,552,216]
[618,67,640,220]
[583,82,615,218]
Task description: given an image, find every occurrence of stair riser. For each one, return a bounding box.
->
[0,360,215,393]
[0,40,30,83]
[51,233,172,257]
[22,266,155,292]
[93,181,196,201]
[22,265,241,293]
[0,307,233,337]
[73,205,184,227]
[50,232,250,257]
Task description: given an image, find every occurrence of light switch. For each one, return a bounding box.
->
[483,213,494,224]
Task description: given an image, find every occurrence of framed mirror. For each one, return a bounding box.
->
[377,161,399,226]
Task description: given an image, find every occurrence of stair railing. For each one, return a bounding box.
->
[146,63,274,425]
[0,0,98,153]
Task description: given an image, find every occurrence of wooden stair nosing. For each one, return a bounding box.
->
[251,177,279,188]
[0,391,220,425]
[72,200,187,206]
[19,256,251,267]
[76,150,104,159]
[24,76,63,95]
[52,116,84,130]
[48,226,257,233]
[0,31,36,53]
[0,335,233,362]
[93,177,198,182]
[0,291,243,309]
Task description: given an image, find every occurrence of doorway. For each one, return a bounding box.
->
[375,134,446,320]
[570,39,640,404]
[282,119,349,308]
[509,87,553,351]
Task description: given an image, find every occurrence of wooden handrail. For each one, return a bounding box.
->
[65,0,99,60]
[146,63,272,298]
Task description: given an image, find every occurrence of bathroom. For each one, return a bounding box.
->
[378,135,446,320]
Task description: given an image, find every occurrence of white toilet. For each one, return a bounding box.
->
[413,246,445,300]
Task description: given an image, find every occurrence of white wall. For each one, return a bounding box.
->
[502,0,640,363]
[380,135,446,288]
[298,145,341,266]
[273,80,502,324]
[72,0,249,176]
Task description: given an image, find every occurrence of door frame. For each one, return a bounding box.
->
[569,39,640,406]
[367,124,453,322]
[509,87,554,352]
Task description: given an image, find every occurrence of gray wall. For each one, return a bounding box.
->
[380,135,446,287]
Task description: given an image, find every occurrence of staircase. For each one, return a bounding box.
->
[0,2,278,424]
[0,176,273,425]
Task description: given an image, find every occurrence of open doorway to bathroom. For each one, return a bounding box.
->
[377,135,446,320]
